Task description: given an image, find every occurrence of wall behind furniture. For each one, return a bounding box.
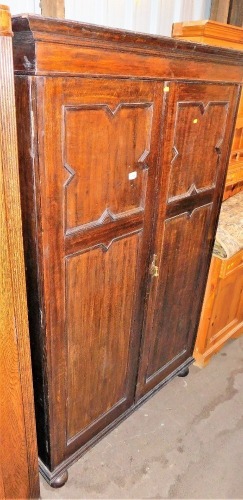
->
[65,0,211,36]
[4,0,40,14]
[3,0,211,33]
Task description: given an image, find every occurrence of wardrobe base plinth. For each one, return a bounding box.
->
[39,460,68,489]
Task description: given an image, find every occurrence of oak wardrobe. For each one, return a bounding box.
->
[12,15,243,486]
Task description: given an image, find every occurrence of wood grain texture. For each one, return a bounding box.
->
[12,15,241,486]
[141,206,213,382]
[167,88,230,199]
[11,15,243,82]
[172,22,243,201]
[172,19,243,196]
[172,20,243,49]
[15,74,163,471]
[194,251,243,367]
[14,75,52,468]
[66,234,140,441]
[64,102,151,231]
[0,5,39,498]
[136,81,239,399]
[0,3,11,35]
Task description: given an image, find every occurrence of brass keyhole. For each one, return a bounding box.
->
[150,254,159,278]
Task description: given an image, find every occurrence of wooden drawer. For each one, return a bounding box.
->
[226,160,243,186]
[194,249,243,367]
[220,250,243,278]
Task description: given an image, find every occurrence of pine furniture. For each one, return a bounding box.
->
[12,15,243,486]
[195,211,243,367]
[0,5,39,498]
[194,191,243,367]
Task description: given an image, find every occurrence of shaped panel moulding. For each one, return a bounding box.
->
[168,100,229,201]
[63,103,153,234]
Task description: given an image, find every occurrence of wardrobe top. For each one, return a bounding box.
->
[11,14,243,81]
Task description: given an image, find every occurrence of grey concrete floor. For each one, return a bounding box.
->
[40,336,243,499]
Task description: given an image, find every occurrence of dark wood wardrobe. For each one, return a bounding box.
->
[11,14,243,487]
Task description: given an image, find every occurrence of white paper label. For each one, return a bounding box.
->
[128,171,137,180]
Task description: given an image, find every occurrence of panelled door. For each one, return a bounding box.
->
[36,77,163,464]
[136,81,239,401]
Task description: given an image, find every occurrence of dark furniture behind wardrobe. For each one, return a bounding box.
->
[12,15,243,487]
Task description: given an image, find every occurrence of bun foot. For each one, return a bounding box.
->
[178,366,189,378]
[50,470,68,488]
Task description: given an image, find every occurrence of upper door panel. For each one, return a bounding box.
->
[168,84,230,200]
[64,102,153,232]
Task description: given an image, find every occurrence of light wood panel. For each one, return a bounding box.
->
[194,251,243,367]
[0,4,39,498]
